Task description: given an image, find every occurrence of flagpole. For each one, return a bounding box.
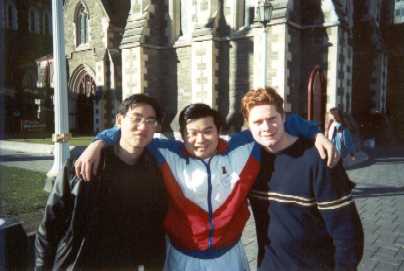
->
[46,0,70,191]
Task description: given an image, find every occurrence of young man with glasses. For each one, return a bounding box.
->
[34,94,168,270]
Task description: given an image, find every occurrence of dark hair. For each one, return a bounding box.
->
[179,103,222,136]
[329,107,345,127]
[117,94,162,122]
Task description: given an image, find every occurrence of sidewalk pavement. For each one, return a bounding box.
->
[0,140,75,155]
[343,150,370,168]
[0,148,53,173]
[0,140,85,173]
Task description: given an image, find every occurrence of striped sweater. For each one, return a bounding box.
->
[250,138,364,271]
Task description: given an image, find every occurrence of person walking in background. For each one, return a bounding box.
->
[326,107,356,162]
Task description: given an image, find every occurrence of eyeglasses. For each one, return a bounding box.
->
[126,114,158,127]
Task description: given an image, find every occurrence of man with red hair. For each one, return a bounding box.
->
[241,87,363,271]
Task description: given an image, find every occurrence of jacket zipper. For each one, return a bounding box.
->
[203,158,214,249]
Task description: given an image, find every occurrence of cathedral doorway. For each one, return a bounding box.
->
[76,93,93,134]
[69,66,96,134]
[307,65,327,128]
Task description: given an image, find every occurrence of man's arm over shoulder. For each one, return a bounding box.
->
[286,113,339,167]
[77,127,182,180]
[285,113,319,138]
[34,161,79,270]
[95,126,121,145]
[314,160,364,271]
[74,127,119,180]
[227,130,254,150]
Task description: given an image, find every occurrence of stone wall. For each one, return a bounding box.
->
[300,27,328,116]
[64,0,124,131]
[64,0,108,60]
[287,26,304,115]
[158,48,179,131]
[59,0,376,134]
[174,44,192,127]
[220,36,254,131]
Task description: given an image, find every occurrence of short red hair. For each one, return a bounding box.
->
[241,87,284,119]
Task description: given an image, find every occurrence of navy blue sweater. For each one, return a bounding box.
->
[249,138,363,271]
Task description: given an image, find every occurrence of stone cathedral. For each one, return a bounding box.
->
[34,0,394,134]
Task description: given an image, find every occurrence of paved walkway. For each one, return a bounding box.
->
[0,149,53,173]
[350,147,404,271]
[242,146,404,271]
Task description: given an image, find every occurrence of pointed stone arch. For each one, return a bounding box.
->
[69,64,96,97]
[307,65,327,126]
[4,0,18,30]
[73,0,91,19]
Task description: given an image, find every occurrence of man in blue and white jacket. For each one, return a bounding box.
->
[75,102,336,270]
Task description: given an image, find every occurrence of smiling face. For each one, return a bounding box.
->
[183,116,219,159]
[247,104,287,153]
[116,103,157,152]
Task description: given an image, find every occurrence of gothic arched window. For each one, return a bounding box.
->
[30,10,35,31]
[28,7,40,33]
[5,2,18,30]
[28,7,41,33]
[43,11,50,34]
[7,5,13,28]
[76,4,89,46]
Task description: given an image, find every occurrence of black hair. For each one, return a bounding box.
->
[330,107,345,127]
[117,94,162,122]
[179,103,222,136]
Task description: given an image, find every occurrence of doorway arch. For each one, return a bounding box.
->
[69,65,96,134]
[307,65,327,128]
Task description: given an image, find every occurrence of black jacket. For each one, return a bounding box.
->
[34,147,167,270]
